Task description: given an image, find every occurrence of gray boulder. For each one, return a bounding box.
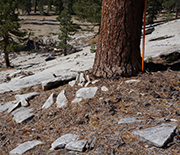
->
[76,87,98,99]
[42,74,77,91]
[56,90,68,108]
[15,92,39,107]
[42,93,56,109]
[11,107,34,123]
[50,134,79,150]
[9,140,43,155]
[132,123,177,148]
[65,140,87,152]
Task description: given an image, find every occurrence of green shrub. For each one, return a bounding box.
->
[90,44,96,53]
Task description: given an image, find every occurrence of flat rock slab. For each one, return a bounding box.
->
[50,134,79,150]
[118,117,143,125]
[9,140,43,155]
[76,87,98,99]
[11,107,34,123]
[65,140,87,152]
[42,93,56,109]
[125,79,140,83]
[7,101,20,113]
[56,90,68,108]
[15,92,40,106]
[132,123,177,148]
[0,101,16,113]
[15,92,40,101]
[42,74,77,91]
[72,98,83,104]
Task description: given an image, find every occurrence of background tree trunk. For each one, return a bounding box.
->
[4,51,10,68]
[93,0,144,78]
[34,0,37,13]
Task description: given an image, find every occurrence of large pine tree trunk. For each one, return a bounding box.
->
[93,0,144,78]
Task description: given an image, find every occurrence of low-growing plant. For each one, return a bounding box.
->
[90,44,96,53]
[146,57,152,62]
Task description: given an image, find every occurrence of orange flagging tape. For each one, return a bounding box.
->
[142,0,147,72]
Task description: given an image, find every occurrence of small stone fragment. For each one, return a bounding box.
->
[69,80,76,87]
[7,101,20,113]
[50,134,79,150]
[56,90,68,108]
[65,140,87,152]
[125,79,140,83]
[118,117,143,125]
[72,98,83,104]
[101,86,109,91]
[42,93,56,109]
[91,80,99,84]
[84,81,91,87]
[78,73,86,87]
[9,140,43,155]
[132,123,177,148]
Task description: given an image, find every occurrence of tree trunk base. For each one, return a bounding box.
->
[93,0,144,78]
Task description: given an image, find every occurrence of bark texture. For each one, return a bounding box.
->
[93,0,145,78]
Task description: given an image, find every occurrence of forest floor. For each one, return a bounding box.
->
[0,14,180,155]
[0,55,180,155]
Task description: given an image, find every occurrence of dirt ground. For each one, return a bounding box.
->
[19,14,99,47]
[0,55,180,155]
[0,14,180,155]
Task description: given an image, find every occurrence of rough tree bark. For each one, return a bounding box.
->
[93,0,145,78]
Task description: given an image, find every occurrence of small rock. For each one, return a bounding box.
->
[101,86,109,91]
[56,90,68,108]
[78,73,86,87]
[0,101,16,113]
[9,140,43,155]
[15,92,39,106]
[19,99,29,107]
[125,79,140,83]
[118,117,143,125]
[69,80,76,87]
[42,93,56,109]
[91,80,99,84]
[50,134,79,150]
[7,101,20,113]
[84,81,90,87]
[132,123,177,148]
[65,140,87,152]
[11,107,34,123]
[76,87,98,99]
[72,98,83,104]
